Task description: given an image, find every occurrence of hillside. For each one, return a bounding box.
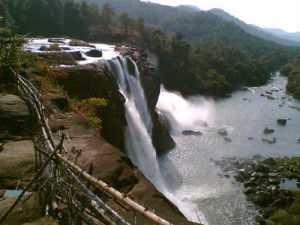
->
[262,28,300,43]
[209,8,300,47]
[81,0,300,58]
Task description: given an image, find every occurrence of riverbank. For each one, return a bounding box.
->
[214,156,300,225]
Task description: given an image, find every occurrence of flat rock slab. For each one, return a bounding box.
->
[0,94,30,117]
[0,140,35,188]
[0,94,32,136]
[0,193,48,225]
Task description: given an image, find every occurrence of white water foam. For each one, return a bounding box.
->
[157,86,215,134]
[108,57,206,224]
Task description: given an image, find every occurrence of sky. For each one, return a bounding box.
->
[141,0,300,33]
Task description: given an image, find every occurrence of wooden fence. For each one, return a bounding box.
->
[0,68,172,225]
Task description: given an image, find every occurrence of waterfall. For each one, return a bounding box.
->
[107,56,163,189]
[107,57,205,224]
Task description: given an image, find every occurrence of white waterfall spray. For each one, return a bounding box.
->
[108,56,206,224]
[157,86,214,134]
[107,56,162,189]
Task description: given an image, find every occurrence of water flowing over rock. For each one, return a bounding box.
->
[107,56,167,191]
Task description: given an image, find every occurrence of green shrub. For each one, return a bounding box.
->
[79,98,108,130]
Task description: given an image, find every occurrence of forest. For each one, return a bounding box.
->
[1,0,300,97]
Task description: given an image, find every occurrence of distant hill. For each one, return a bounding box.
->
[262,28,300,43]
[176,5,201,12]
[209,8,300,47]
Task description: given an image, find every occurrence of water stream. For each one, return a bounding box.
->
[157,73,300,225]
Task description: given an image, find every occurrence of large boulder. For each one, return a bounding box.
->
[58,63,127,151]
[0,140,35,189]
[0,94,32,137]
[85,49,103,58]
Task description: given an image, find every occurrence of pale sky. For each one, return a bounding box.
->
[141,0,300,33]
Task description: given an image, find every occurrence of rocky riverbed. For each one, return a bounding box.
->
[213,155,300,225]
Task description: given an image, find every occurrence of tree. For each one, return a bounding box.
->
[101,3,115,27]
[119,12,132,37]
[0,28,26,68]
[0,0,14,28]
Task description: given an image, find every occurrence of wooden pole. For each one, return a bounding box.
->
[56,154,172,225]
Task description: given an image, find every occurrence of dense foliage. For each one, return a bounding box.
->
[0,28,26,67]
[1,0,300,97]
[280,57,300,99]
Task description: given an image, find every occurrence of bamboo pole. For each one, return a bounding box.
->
[57,154,172,225]
[35,146,130,225]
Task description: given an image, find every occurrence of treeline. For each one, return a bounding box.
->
[280,57,300,99]
[0,0,140,42]
[1,0,300,97]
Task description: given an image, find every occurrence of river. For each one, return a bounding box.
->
[24,39,300,224]
[157,73,300,225]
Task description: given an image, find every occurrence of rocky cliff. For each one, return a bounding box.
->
[58,49,175,155]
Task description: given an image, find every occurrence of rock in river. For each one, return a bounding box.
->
[182,130,202,136]
[217,128,228,136]
[277,119,287,126]
[263,127,274,134]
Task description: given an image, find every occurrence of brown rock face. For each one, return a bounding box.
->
[59,57,175,155]
[58,63,127,151]
[0,140,35,189]
[0,94,33,137]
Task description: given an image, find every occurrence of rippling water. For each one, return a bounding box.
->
[157,74,300,225]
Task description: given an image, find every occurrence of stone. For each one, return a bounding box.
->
[262,137,276,144]
[217,128,228,136]
[85,49,103,57]
[0,140,35,189]
[0,94,32,136]
[223,137,232,142]
[244,187,255,194]
[69,51,85,61]
[262,158,277,167]
[266,95,275,100]
[255,164,271,174]
[182,130,202,136]
[263,127,274,134]
[48,38,65,43]
[277,119,287,126]
[251,192,272,207]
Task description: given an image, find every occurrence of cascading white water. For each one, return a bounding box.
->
[107,56,162,188]
[108,57,206,224]
[157,86,214,134]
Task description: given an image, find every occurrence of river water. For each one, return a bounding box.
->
[24,39,300,224]
[157,74,300,225]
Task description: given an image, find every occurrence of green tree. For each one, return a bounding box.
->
[101,3,115,27]
[0,28,26,68]
[119,12,132,37]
